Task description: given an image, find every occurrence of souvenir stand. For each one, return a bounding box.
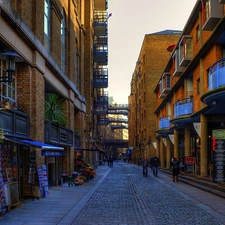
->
[37,165,49,198]
[0,142,21,212]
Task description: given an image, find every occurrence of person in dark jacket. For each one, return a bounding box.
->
[142,157,149,177]
[151,155,160,177]
[171,157,180,182]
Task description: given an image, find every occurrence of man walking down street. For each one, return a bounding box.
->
[152,155,160,177]
[142,156,149,177]
[171,157,180,182]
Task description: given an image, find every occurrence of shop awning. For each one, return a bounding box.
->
[3,135,64,151]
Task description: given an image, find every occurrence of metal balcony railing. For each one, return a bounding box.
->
[174,98,193,118]
[93,11,108,36]
[97,116,108,126]
[209,58,225,90]
[93,36,108,65]
[93,68,108,88]
[159,116,171,129]
[94,104,108,115]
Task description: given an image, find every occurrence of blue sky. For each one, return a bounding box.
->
[107,0,197,104]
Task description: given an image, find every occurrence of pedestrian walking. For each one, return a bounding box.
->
[179,158,184,175]
[109,155,113,167]
[152,155,160,177]
[142,156,149,177]
[171,157,180,182]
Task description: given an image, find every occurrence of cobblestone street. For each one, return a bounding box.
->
[72,162,225,225]
[1,161,225,225]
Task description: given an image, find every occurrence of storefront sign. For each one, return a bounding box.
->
[185,156,195,165]
[42,150,63,156]
[212,130,225,183]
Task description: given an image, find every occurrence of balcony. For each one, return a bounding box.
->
[94,91,108,115]
[208,58,225,90]
[44,120,73,146]
[174,98,193,118]
[94,0,108,10]
[93,36,108,65]
[93,11,108,36]
[179,35,192,67]
[202,0,223,31]
[160,73,171,94]
[0,109,28,137]
[94,104,108,115]
[159,116,171,129]
[201,58,225,110]
[172,50,185,77]
[93,68,108,88]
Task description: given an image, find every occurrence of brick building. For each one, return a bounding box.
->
[0,0,108,204]
[128,30,181,163]
[154,0,225,182]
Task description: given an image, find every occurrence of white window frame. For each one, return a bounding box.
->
[44,0,50,52]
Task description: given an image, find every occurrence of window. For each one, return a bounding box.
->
[0,60,17,106]
[197,78,200,94]
[44,0,50,52]
[196,25,200,43]
[75,40,79,88]
[61,11,66,72]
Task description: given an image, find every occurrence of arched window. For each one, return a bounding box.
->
[61,10,66,72]
[44,0,50,52]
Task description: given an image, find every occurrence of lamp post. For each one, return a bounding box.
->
[0,51,22,83]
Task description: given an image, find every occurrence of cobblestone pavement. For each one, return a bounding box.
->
[72,162,225,225]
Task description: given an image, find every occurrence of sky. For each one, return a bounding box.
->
[107,0,197,104]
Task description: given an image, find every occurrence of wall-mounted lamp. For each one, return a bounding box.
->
[0,51,22,83]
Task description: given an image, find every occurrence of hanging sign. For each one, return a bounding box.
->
[162,138,167,147]
[169,134,174,145]
[193,123,201,137]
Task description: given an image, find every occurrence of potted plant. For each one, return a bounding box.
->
[45,94,67,126]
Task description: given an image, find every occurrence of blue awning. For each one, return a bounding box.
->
[3,135,64,151]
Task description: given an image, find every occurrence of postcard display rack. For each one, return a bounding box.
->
[0,144,6,215]
[26,151,40,200]
[0,143,21,212]
[37,165,49,198]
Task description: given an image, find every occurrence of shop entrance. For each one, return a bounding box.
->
[46,157,63,186]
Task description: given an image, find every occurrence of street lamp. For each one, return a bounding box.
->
[0,51,22,83]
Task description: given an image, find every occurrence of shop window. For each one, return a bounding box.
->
[44,0,51,52]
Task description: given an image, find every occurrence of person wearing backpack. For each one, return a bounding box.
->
[171,157,180,182]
